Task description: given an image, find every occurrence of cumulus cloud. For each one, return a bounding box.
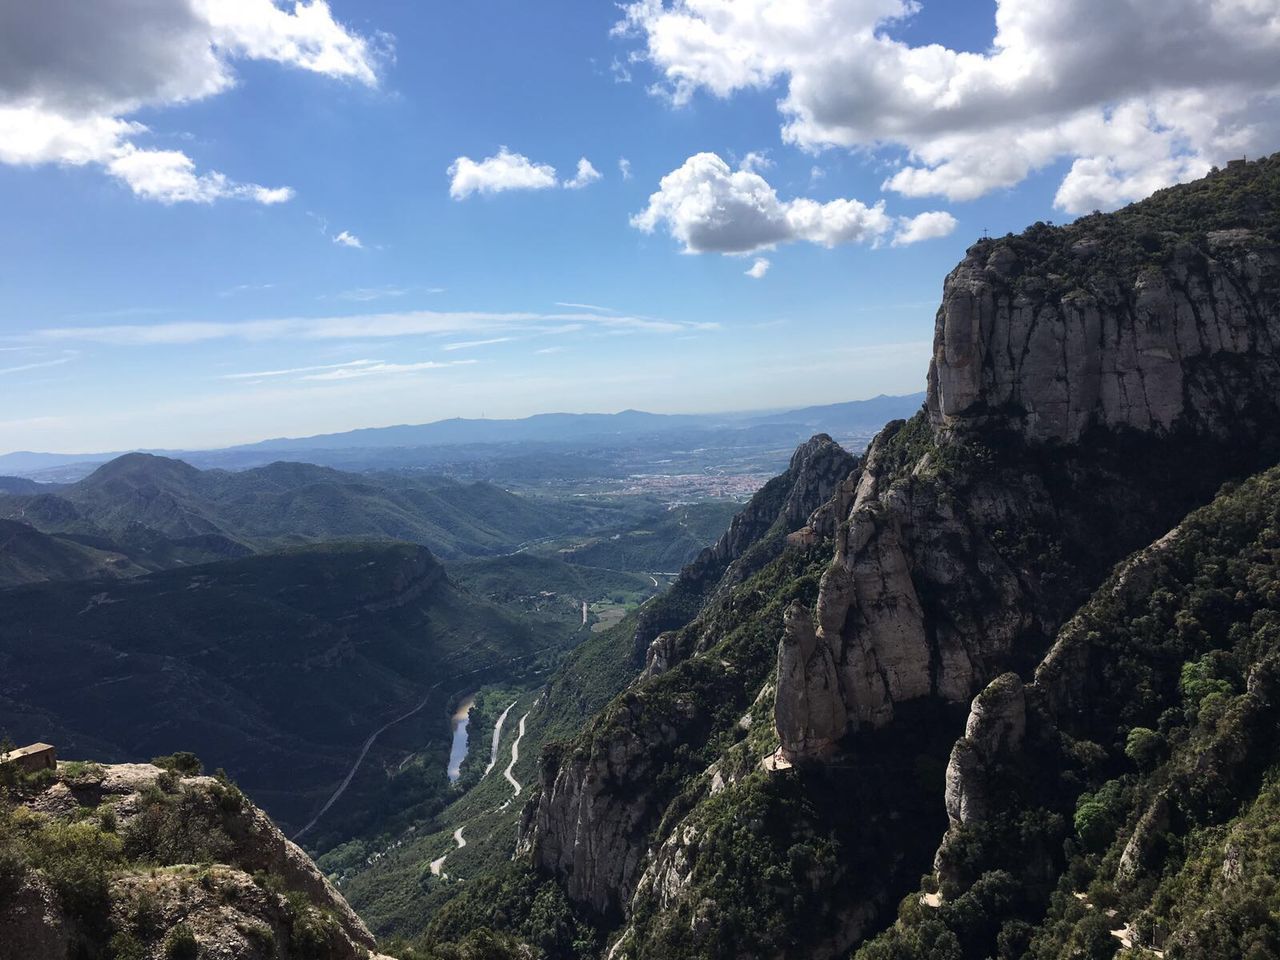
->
[448,148,558,199]
[631,152,950,254]
[449,148,603,198]
[564,157,603,189]
[892,210,958,246]
[332,229,363,248]
[745,257,770,278]
[0,0,379,203]
[616,0,1280,212]
[619,157,633,180]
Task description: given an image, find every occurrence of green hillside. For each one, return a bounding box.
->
[0,454,639,562]
[0,519,145,587]
[0,541,568,835]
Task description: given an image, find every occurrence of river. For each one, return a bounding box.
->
[446,693,477,783]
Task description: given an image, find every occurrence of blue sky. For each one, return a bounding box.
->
[1,0,1275,453]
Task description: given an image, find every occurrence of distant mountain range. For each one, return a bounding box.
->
[0,392,925,479]
[0,452,651,577]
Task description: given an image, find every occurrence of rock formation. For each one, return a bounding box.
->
[522,157,1280,950]
[0,761,380,960]
[806,170,1280,743]
[928,227,1280,443]
[940,673,1027,831]
[774,601,845,764]
[637,432,857,673]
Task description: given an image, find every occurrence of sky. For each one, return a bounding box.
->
[1,0,1277,454]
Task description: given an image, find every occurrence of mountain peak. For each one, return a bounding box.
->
[82,452,202,486]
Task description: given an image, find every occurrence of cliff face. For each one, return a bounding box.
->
[928,228,1280,443]
[796,160,1280,746]
[518,156,1280,960]
[879,462,1280,959]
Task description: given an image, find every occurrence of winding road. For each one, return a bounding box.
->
[504,710,531,796]
[429,826,467,876]
[293,642,562,842]
[293,686,440,840]
[482,701,517,778]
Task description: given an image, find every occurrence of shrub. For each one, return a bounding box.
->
[1074,781,1125,854]
[164,923,199,960]
[1124,728,1164,769]
[109,931,147,960]
[152,752,204,776]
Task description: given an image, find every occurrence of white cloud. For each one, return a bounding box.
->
[221,358,478,384]
[564,157,603,189]
[442,337,514,351]
[616,0,1280,212]
[0,0,380,203]
[745,257,770,278]
[333,286,416,301]
[302,359,477,381]
[31,307,718,346]
[0,354,77,376]
[892,210,958,246]
[333,230,363,248]
[555,301,617,312]
[448,149,603,198]
[220,359,380,380]
[633,152,951,254]
[448,147,558,199]
[619,157,633,180]
[535,346,565,355]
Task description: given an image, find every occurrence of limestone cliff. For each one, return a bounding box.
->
[801,157,1280,746]
[928,227,1280,443]
[518,156,1280,958]
[773,601,844,764]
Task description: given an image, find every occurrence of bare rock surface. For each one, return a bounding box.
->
[775,601,845,763]
[0,762,376,960]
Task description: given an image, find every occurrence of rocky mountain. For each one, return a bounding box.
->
[860,461,1280,959]
[403,154,1280,960]
[632,433,858,669]
[0,758,389,960]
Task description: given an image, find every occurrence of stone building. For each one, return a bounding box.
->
[0,742,56,773]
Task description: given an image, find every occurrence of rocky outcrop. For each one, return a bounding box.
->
[807,163,1280,747]
[941,673,1026,829]
[519,696,698,917]
[774,601,845,763]
[636,433,857,669]
[527,158,1280,951]
[0,761,376,960]
[928,227,1280,444]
